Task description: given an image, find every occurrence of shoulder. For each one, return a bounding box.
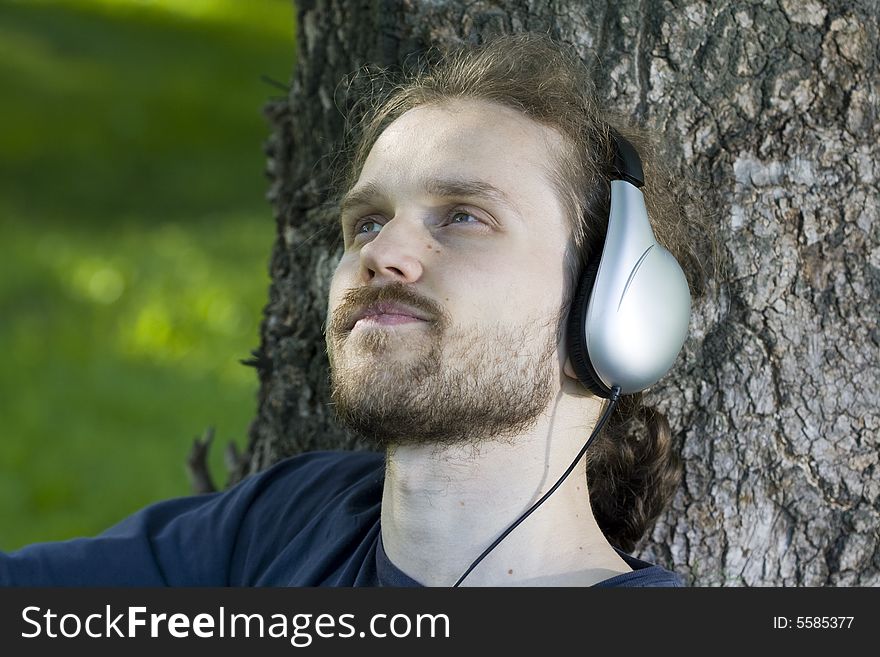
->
[257,450,385,488]
[234,450,385,533]
[229,451,385,585]
[241,450,385,511]
[592,547,685,587]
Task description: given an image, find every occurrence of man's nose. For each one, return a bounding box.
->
[358,217,426,284]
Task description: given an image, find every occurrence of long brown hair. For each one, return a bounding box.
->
[331,32,713,552]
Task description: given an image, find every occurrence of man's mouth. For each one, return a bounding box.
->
[347,301,431,331]
[352,313,427,330]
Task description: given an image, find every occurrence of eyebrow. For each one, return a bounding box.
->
[339,176,520,219]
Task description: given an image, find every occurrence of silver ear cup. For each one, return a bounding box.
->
[584,181,691,394]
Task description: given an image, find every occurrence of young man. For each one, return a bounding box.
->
[2,33,697,587]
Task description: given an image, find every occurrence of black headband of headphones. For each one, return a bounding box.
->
[610,130,644,188]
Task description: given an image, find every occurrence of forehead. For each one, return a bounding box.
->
[353,98,567,220]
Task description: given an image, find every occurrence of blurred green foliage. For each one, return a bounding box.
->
[0,0,296,550]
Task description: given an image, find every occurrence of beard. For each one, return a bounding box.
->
[325,284,560,448]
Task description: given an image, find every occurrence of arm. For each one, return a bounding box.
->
[0,467,268,586]
[1,450,382,587]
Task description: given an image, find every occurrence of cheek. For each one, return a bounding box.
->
[448,265,551,325]
[494,246,568,299]
[522,242,568,299]
[328,257,357,305]
[328,271,343,302]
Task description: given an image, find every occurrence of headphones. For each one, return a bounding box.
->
[565,131,691,398]
[454,131,692,585]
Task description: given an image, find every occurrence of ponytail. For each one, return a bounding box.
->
[585,393,683,552]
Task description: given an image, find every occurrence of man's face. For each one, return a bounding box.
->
[326,98,573,447]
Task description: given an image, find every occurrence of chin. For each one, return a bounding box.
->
[346,326,434,358]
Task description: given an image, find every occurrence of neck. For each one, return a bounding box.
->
[379,389,632,586]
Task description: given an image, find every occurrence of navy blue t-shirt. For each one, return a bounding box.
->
[1,451,684,587]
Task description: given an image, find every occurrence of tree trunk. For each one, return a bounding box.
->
[238,0,880,586]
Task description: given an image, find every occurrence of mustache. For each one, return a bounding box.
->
[328,282,450,336]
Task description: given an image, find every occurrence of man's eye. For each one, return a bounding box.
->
[354,219,382,235]
[449,211,480,224]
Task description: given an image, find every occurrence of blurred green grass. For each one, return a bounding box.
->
[0,0,295,551]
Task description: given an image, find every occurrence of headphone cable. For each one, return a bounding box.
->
[452,385,622,587]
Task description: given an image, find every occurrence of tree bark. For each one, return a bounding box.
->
[238,0,879,586]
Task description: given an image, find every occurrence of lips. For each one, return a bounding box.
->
[347,301,430,330]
